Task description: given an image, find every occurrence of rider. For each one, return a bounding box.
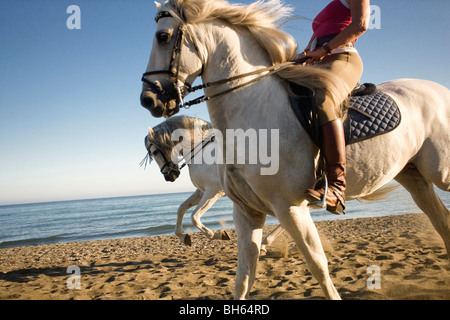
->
[300,0,370,214]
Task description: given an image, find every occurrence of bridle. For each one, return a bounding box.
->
[144,132,216,175]
[177,132,215,170]
[141,11,189,108]
[144,140,180,177]
[141,10,309,110]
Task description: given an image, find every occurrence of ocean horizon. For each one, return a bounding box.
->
[1,187,449,249]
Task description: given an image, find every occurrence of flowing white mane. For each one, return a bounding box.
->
[159,0,298,64]
[158,0,349,107]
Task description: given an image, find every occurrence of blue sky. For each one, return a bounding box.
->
[0,0,448,205]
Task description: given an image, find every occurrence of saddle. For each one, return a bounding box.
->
[288,82,401,146]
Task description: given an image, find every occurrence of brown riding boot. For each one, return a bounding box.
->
[306,119,347,215]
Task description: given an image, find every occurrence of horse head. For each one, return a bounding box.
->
[144,116,213,182]
[141,2,203,118]
[145,127,181,182]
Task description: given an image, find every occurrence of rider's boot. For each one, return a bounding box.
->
[306,119,346,214]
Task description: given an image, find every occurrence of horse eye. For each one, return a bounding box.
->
[156,31,171,44]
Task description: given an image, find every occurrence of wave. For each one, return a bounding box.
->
[0,235,65,249]
[0,225,179,249]
[91,224,177,240]
[0,221,230,249]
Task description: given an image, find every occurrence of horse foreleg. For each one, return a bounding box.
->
[233,205,265,300]
[175,189,203,246]
[276,204,341,300]
[191,189,226,240]
[395,165,450,259]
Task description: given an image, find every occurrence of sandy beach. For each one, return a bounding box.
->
[0,213,448,300]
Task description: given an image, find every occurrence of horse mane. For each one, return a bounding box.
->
[160,0,349,108]
[163,0,297,64]
[148,116,212,156]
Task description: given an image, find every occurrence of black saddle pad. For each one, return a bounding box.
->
[289,83,401,146]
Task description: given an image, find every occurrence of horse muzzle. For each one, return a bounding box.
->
[163,168,180,182]
[140,86,180,118]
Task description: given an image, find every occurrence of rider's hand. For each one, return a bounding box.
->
[296,49,312,64]
[305,47,327,62]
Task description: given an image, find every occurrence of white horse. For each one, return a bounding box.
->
[144,115,282,249]
[145,116,230,245]
[140,0,450,300]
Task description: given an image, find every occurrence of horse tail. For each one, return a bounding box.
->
[356,183,400,203]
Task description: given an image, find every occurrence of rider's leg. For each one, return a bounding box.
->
[305,52,362,214]
[306,119,347,214]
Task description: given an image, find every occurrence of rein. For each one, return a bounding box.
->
[178,133,215,170]
[181,60,304,108]
[142,10,309,110]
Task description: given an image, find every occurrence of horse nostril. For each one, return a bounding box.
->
[164,174,176,182]
[141,91,165,118]
[151,106,164,118]
[140,91,156,109]
[164,169,180,182]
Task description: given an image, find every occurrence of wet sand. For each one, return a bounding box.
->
[0,213,449,300]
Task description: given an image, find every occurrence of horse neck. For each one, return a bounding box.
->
[195,21,317,179]
[172,121,209,158]
[198,21,291,131]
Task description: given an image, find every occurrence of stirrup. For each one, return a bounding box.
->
[308,173,328,209]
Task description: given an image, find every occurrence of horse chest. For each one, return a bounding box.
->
[220,165,273,215]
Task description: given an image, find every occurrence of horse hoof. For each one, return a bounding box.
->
[184,234,192,246]
[220,230,231,241]
[260,246,267,255]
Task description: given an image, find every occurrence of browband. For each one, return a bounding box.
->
[155,11,173,23]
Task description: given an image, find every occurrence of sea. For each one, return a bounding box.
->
[0,187,448,249]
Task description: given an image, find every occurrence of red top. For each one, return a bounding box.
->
[312,0,353,40]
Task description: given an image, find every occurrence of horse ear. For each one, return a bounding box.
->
[154,1,161,9]
[148,127,154,138]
